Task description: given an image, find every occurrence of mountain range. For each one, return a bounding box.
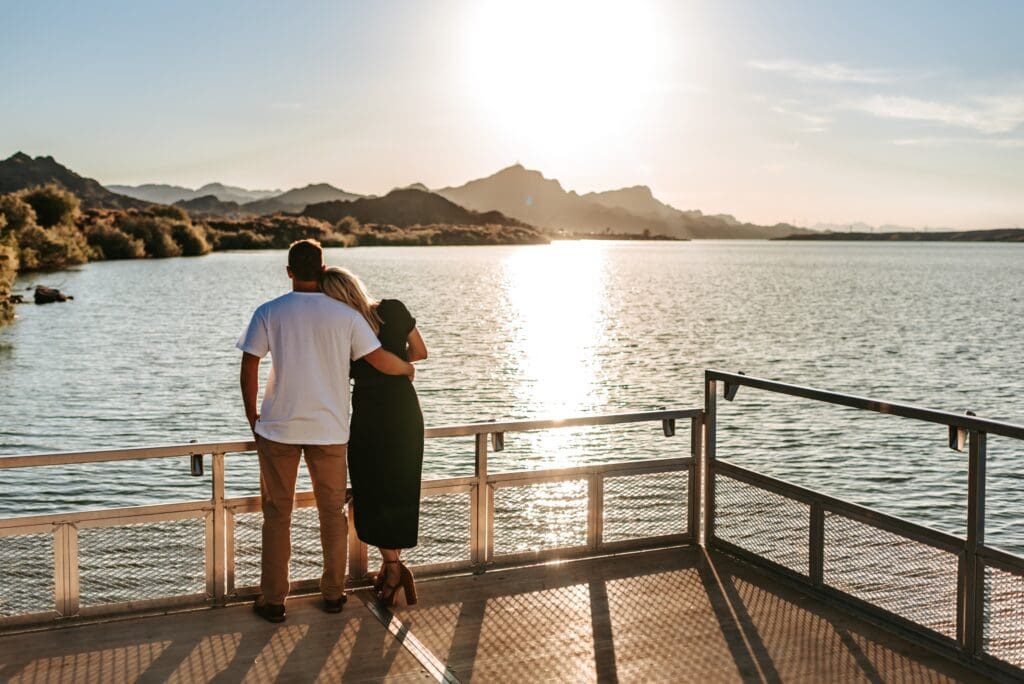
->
[437,165,806,239]
[107,182,281,205]
[2,151,809,238]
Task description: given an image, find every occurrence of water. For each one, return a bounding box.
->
[1,241,1023,552]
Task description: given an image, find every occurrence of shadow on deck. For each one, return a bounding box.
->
[0,547,988,683]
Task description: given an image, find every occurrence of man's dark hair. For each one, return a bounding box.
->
[288,239,324,281]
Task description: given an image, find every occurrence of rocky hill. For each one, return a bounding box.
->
[438,164,807,239]
[302,188,527,228]
[0,152,149,210]
[242,183,362,214]
[174,194,244,217]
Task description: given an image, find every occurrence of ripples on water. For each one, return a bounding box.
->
[1,241,1022,552]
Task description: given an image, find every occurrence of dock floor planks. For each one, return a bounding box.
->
[0,547,990,683]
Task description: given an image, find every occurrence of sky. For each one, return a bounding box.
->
[2,0,1023,229]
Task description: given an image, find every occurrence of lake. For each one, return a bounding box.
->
[1,240,1022,553]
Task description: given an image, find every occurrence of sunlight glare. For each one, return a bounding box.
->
[502,241,610,465]
[464,0,660,149]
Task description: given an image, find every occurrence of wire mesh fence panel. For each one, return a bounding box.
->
[0,532,53,617]
[232,505,324,592]
[603,471,687,543]
[492,480,588,557]
[367,491,472,570]
[78,518,206,607]
[713,474,809,576]
[823,512,958,639]
[982,562,1024,669]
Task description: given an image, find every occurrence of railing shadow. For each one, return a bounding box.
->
[0,547,990,682]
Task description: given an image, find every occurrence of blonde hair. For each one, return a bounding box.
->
[319,266,383,333]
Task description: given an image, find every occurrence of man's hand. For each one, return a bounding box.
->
[363,347,415,377]
[241,352,261,435]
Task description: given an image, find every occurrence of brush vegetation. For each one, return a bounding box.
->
[0,184,548,328]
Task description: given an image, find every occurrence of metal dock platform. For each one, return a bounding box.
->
[1,371,1022,682]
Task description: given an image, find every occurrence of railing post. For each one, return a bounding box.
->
[961,430,986,655]
[809,501,824,588]
[472,433,489,572]
[587,473,604,551]
[211,452,226,605]
[53,521,79,617]
[703,374,717,546]
[689,414,703,543]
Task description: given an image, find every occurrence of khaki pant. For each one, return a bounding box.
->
[256,435,348,605]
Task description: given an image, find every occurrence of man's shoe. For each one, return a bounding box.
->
[323,594,348,614]
[253,600,286,623]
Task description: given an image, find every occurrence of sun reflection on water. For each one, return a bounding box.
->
[501,241,611,468]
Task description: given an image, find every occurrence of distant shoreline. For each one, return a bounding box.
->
[552,231,687,242]
[775,228,1024,242]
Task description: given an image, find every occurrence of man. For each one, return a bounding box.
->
[238,239,414,622]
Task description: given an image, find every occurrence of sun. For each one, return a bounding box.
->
[463,0,661,150]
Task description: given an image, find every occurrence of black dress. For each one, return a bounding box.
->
[348,299,424,549]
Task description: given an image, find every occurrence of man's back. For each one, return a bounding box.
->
[238,291,380,444]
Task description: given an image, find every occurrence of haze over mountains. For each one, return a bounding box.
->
[107,182,281,205]
[4,151,812,239]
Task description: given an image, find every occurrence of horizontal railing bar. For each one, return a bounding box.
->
[706,369,1024,441]
[817,585,959,648]
[0,500,211,530]
[978,544,1024,575]
[422,476,478,491]
[425,409,699,438]
[0,409,699,470]
[710,537,812,585]
[0,522,54,536]
[77,592,212,618]
[0,442,255,470]
[715,460,965,554]
[489,458,689,487]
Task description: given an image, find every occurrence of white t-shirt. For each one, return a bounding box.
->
[237,291,381,445]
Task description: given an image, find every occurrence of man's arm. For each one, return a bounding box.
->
[240,352,261,432]
[363,347,415,378]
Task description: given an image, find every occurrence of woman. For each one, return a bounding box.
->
[320,266,427,606]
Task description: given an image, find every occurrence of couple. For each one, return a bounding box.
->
[237,239,426,623]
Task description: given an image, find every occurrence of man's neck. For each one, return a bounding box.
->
[292,280,320,293]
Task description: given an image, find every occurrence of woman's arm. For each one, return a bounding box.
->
[406,327,428,362]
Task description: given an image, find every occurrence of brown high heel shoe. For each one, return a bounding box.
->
[378,561,418,607]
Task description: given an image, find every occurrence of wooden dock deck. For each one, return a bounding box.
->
[0,547,988,683]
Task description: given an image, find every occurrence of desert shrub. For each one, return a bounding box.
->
[0,194,37,235]
[149,204,190,221]
[0,216,14,325]
[205,215,348,250]
[84,221,146,260]
[212,229,275,250]
[15,222,93,270]
[170,221,212,256]
[19,184,80,228]
[115,214,182,258]
[334,216,361,234]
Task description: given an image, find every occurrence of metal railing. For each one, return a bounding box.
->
[704,369,1024,678]
[2,374,1023,679]
[0,409,698,628]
